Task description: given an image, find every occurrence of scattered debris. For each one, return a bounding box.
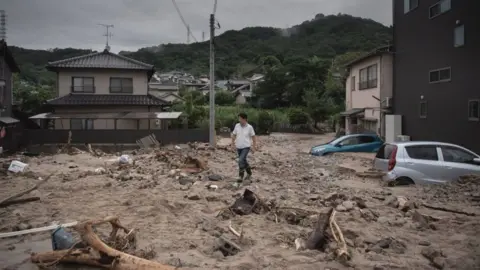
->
[7,160,28,173]
[31,216,174,269]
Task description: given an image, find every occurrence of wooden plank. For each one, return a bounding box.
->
[0,221,78,239]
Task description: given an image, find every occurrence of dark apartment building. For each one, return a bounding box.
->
[393,0,480,153]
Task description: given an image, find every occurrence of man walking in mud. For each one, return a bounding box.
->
[231,113,257,181]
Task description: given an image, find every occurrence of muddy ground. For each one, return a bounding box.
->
[0,133,479,270]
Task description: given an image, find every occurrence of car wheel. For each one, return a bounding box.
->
[390,176,415,186]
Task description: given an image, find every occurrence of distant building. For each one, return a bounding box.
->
[342,45,393,136]
[31,49,179,130]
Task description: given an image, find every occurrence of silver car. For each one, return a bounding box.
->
[373,141,480,184]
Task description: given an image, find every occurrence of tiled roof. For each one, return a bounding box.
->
[46,50,154,70]
[345,45,393,68]
[47,94,167,106]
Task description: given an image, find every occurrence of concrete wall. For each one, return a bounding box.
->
[57,69,149,96]
[53,106,165,130]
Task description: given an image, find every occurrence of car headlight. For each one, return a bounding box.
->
[312,147,325,153]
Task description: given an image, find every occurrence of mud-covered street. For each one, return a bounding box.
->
[1,133,479,270]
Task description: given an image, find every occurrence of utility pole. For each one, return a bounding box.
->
[98,24,114,50]
[187,25,190,44]
[202,31,205,42]
[209,14,215,146]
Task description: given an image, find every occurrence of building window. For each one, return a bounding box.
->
[468,100,479,121]
[70,119,94,130]
[419,101,427,118]
[71,77,94,93]
[454,25,465,47]
[110,78,133,93]
[359,64,377,90]
[429,0,451,19]
[404,0,419,13]
[429,67,451,83]
[351,76,356,91]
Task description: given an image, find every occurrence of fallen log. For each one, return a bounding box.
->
[0,172,54,206]
[0,196,40,207]
[422,203,476,216]
[31,216,175,270]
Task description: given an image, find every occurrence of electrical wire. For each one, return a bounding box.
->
[171,0,198,42]
[213,0,218,14]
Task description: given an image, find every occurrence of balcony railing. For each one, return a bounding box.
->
[71,86,95,93]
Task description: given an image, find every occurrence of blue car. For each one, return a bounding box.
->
[310,133,384,156]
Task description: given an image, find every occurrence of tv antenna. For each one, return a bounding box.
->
[98,24,114,51]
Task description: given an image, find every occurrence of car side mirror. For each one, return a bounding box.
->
[336,144,342,148]
[473,158,480,164]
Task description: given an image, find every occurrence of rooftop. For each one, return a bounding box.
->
[0,39,20,73]
[345,45,393,68]
[46,49,154,72]
[47,94,167,106]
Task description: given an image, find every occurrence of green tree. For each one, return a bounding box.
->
[214,90,235,106]
[288,108,309,125]
[13,74,55,114]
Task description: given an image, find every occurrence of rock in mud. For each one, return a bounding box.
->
[342,200,355,211]
[208,174,223,181]
[186,192,202,200]
[336,205,347,212]
[421,246,445,269]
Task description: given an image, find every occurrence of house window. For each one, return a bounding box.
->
[110,78,133,93]
[71,77,94,93]
[351,76,356,91]
[429,0,451,19]
[429,67,451,83]
[70,119,94,130]
[419,101,427,118]
[359,64,377,90]
[468,100,479,121]
[404,0,419,13]
[454,25,465,47]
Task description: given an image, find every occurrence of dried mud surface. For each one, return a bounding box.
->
[0,133,479,270]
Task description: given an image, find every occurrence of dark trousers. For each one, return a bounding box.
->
[237,147,252,178]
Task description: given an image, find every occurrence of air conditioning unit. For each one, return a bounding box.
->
[384,97,393,108]
[155,119,161,126]
[397,135,411,142]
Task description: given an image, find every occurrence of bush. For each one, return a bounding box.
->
[288,108,310,125]
[256,110,274,134]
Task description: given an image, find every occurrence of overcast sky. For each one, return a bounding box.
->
[3,0,392,53]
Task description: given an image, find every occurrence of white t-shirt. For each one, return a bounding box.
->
[232,123,255,149]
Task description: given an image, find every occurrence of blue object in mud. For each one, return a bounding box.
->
[51,227,74,250]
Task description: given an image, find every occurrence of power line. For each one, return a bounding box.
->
[213,0,218,14]
[171,0,198,43]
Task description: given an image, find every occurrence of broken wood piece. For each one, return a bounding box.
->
[0,172,54,206]
[422,203,476,216]
[31,216,175,270]
[0,196,40,207]
[228,221,244,241]
[329,210,350,261]
[0,221,78,239]
[295,207,333,251]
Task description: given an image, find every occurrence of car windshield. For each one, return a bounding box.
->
[326,136,349,146]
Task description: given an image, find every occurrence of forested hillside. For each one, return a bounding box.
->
[10,13,391,83]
